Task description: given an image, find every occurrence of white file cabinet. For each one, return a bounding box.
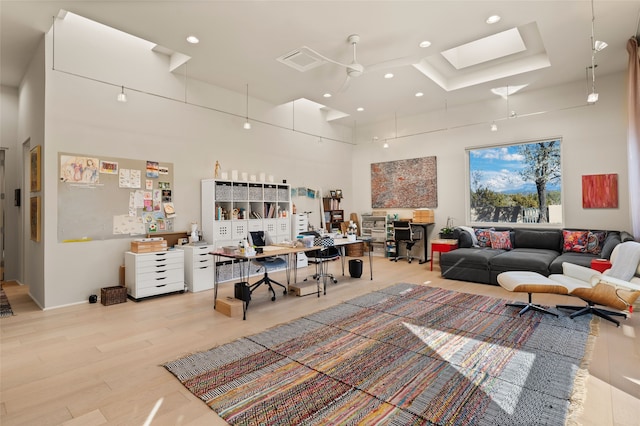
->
[125,250,185,300]
[176,244,215,292]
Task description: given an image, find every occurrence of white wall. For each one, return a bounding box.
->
[352,72,631,237]
[18,38,46,307]
[0,85,21,282]
[35,14,354,308]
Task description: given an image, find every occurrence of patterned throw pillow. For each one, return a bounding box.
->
[562,230,589,253]
[489,230,513,250]
[586,231,607,255]
[475,228,495,248]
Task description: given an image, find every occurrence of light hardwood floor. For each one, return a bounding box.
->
[1,257,639,425]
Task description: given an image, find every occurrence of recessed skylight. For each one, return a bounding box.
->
[419,41,432,48]
[384,73,394,79]
[415,92,424,97]
[486,15,501,24]
[186,35,199,44]
[441,27,525,70]
[356,107,364,112]
[323,93,332,98]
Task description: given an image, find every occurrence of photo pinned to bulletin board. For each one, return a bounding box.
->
[146,161,159,178]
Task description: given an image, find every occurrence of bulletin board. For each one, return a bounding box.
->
[57,153,175,242]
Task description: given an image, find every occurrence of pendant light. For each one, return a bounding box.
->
[243,83,251,129]
[587,0,607,103]
[117,85,127,103]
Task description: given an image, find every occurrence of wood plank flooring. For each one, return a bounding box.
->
[1,257,639,425]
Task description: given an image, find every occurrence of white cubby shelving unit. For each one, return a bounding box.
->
[201,179,292,283]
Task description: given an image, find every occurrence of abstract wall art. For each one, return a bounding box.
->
[582,173,618,208]
[371,156,437,208]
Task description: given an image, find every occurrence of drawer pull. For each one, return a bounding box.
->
[154,258,167,262]
[155,284,167,288]
[198,259,208,263]
[198,266,209,270]
[155,264,167,268]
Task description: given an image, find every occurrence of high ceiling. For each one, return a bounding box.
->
[2,1,639,126]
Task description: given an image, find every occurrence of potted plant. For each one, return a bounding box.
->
[439,217,455,239]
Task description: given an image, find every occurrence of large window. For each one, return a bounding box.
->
[467,139,562,225]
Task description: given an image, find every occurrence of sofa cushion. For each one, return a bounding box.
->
[514,229,561,251]
[562,230,589,253]
[456,229,474,248]
[601,233,621,259]
[489,230,512,250]
[440,247,505,269]
[489,248,560,275]
[549,252,597,274]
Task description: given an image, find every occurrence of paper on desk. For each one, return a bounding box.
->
[261,246,282,252]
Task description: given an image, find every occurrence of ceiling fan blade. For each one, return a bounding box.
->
[339,75,352,93]
[364,54,423,74]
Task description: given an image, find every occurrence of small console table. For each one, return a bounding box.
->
[590,258,612,273]
[431,239,458,271]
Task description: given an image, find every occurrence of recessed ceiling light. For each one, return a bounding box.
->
[419,40,431,48]
[384,73,394,79]
[323,93,332,98]
[415,92,424,97]
[186,35,200,44]
[486,15,501,24]
[356,107,364,112]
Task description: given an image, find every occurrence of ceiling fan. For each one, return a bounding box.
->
[284,34,419,93]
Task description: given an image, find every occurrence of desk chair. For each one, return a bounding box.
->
[247,231,288,301]
[391,221,422,263]
[303,233,340,294]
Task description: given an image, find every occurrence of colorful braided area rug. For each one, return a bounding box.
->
[0,287,14,318]
[164,284,595,425]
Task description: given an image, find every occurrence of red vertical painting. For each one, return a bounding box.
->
[582,174,618,208]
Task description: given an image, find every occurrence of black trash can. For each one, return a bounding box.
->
[349,259,363,278]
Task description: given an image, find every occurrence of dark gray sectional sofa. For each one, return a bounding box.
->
[440,227,635,285]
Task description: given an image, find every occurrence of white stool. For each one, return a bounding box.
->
[497,271,569,317]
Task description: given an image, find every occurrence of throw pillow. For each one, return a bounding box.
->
[475,228,495,248]
[562,230,589,253]
[586,231,607,255]
[489,230,512,250]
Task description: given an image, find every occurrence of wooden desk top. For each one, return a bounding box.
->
[212,245,321,260]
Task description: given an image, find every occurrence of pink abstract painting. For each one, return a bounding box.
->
[582,174,618,208]
[371,156,437,208]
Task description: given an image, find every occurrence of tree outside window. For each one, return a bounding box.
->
[468,139,562,225]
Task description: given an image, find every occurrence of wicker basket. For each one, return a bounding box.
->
[345,242,364,257]
[101,286,127,306]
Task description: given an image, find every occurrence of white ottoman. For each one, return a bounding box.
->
[497,271,569,317]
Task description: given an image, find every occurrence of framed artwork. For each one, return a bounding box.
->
[329,190,337,197]
[582,173,618,208]
[371,156,437,208]
[30,196,41,242]
[335,189,342,198]
[30,145,41,192]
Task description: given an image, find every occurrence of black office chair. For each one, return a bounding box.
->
[391,221,422,263]
[247,231,287,301]
[302,232,340,295]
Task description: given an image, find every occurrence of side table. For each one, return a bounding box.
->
[590,258,612,273]
[431,239,458,271]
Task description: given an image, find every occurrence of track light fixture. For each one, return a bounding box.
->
[490,122,498,132]
[383,140,389,149]
[587,0,606,103]
[243,83,251,130]
[117,85,127,102]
